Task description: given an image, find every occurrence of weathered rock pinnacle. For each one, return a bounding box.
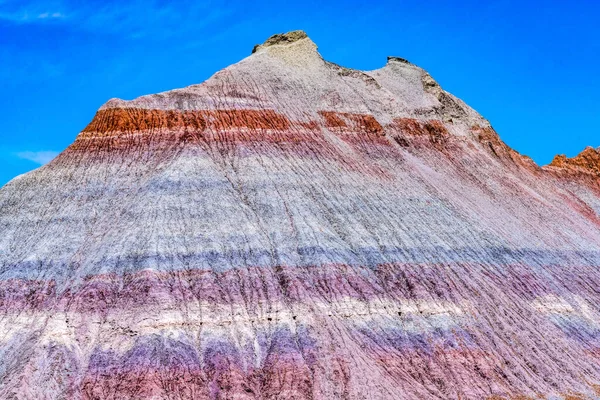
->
[252,30,309,54]
[387,55,413,65]
[549,146,600,176]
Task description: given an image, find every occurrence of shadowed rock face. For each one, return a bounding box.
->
[1,30,600,400]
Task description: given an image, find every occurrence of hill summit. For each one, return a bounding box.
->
[1,31,600,399]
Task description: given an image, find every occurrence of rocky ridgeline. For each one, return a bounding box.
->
[550,146,600,176]
[1,31,600,399]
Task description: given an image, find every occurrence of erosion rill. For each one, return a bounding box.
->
[1,31,600,400]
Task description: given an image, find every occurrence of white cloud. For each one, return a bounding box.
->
[16,151,59,165]
[0,0,66,23]
[0,11,65,23]
[0,0,233,39]
[37,11,64,19]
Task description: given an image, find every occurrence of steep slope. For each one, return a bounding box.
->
[1,31,600,399]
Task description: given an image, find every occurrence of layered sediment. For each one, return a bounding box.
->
[1,31,600,399]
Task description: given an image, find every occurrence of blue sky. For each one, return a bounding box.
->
[0,0,598,186]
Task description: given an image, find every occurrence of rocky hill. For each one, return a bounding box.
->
[1,31,600,399]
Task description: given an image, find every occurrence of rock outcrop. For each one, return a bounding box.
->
[1,31,600,399]
[550,146,600,176]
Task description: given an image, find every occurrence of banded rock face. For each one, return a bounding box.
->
[1,30,600,399]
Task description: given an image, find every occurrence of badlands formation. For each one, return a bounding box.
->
[1,31,600,399]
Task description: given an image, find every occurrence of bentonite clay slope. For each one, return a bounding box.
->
[1,31,600,400]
